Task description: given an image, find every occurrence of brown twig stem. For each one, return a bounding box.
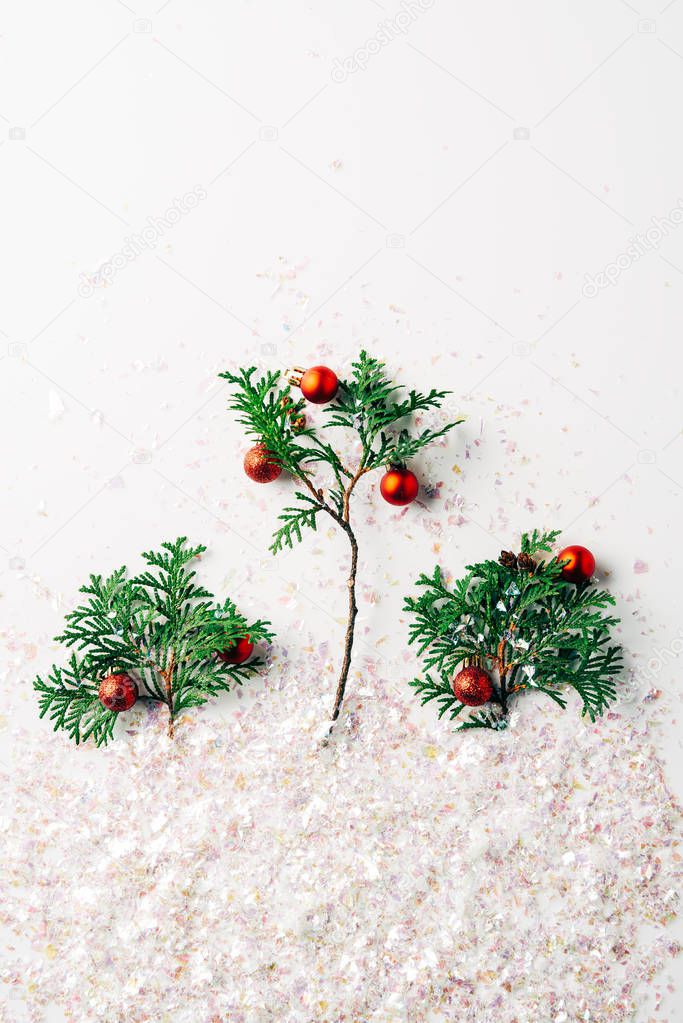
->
[161,652,175,738]
[301,464,371,724]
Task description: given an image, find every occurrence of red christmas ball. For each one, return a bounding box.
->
[217,636,254,665]
[99,672,138,712]
[558,544,595,584]
[380,467,419,506]
[243,444,282,483]
[452,666,493,706]
[299,365,339,404]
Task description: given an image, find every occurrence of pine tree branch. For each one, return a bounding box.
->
[34,655,118,747]
[219,367,317,479]
[33,539,274,746]
[457,710,506,731]
[408,672,467,722]
[365,423,460,470]
[405,529,623,731]
[270,493,322,553]
[222,350,462,725]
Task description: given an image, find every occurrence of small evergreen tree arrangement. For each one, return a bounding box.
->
[33,537,274,746]
[404,528,622,731]
[220,350,461,724]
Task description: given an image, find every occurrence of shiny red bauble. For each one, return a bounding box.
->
[380,467,419,506]
[243,444,282,483]
[452,666,493,707]
[217,636,254,665]
[299,365,339,404]
[558,544,595,584]
[99,672,138,712]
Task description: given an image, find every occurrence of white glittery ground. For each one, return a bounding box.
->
[0,628,679,1023]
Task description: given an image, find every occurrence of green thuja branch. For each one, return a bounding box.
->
[33,537,274,747]
[271,493,322,554]
[404,528,622,731]
[221,350,462,724]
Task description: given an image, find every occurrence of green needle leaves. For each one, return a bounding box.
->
[404,529,623,731]
[222,350,462,723]
[221,350,463,554]
[33,537,274,747]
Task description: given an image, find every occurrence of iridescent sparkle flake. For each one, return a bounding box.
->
[0,629,680,1022]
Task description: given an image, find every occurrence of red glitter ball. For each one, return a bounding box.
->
[452,666,493,707]
[217,636,254,665]
[98,673,138,713]
[243,444,282,484]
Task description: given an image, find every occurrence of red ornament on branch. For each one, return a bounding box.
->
[99,673,138,713]
[558,544,595,584]
[452,666,493,707]
[222,351,462,726]
[289,365,339,404]
[217,636,254,665]
[244,444,282,484]
[380,466,419,506]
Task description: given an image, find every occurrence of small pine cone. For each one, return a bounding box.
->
[517,552,536,572]
[291,415,306,432]
[499,550,517,569]
[280,395,298,417]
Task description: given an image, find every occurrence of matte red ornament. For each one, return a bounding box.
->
[558,544,595,584]
[217,636,254,665]
[299,365,339,404]
[452,665,493,707]
[380,467,419,506]
[99,672,138,712]
[243,444,282,483]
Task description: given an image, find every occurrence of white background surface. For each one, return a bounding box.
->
[1,1,682,1019]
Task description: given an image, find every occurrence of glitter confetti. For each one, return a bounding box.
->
[0,628,679,1022]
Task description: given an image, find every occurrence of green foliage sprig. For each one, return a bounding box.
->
[33,537,274,747]
[404,529,622,731]
[221,351,459,545]
[221,350,462,721]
